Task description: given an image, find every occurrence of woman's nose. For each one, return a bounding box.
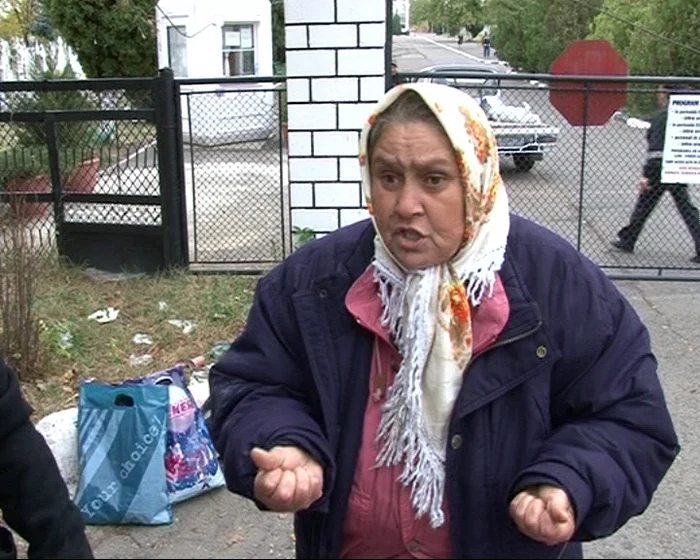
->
[394,180,424,217]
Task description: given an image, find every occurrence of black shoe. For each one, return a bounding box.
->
[611,239,634,253]
[691,255,700,265]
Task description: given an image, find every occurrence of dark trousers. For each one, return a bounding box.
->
[618,180,700,255]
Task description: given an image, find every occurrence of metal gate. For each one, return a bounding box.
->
[401,69,700,281]
[0,69,187,273]
[174,76,289,273]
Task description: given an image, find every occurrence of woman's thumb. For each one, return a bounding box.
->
[546,489,573,523]
[250,447,282,471]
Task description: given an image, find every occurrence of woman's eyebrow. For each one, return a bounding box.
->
[372,155,454,170]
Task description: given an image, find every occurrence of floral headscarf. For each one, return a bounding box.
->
[359,82,510,528]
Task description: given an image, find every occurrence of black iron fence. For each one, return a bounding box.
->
[3,67,700,281]
[0,68,187,273]
[0,70,287,274]
[401,71,700,280]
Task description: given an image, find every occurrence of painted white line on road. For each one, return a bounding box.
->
[415,34,484,63]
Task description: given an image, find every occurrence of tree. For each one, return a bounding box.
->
[0,0,40,46]
[271,0,285,75]
[0,0,59,79]
[589,0,699,115]
[487,0,602,72]
[410,0,483,36]
[392,13,403,35]
[43,0,157,78]
[591,0,700,76]
[411,0,433,29]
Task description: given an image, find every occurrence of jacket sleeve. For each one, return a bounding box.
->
[0,360,93,559]
[207,273,335,512]
[509,254,680,542]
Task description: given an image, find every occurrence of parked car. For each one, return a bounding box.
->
[414,64,559,172]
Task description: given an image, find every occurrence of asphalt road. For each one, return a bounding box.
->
[394,33,700,278]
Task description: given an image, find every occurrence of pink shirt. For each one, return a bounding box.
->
[340,268,510,559]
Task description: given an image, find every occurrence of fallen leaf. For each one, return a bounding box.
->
[226,534,245,547]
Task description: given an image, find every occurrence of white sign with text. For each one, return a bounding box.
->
[662,94,700,184]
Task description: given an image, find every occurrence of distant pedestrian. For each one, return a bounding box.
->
[457,27,466,46]
[482,33,492,58]
[612,83,700,264]
[391,61,401,88]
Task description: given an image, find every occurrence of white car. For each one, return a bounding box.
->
[415,64,559,172]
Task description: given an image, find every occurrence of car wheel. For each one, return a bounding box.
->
[513,154,536,172]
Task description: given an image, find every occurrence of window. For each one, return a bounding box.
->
[222,24,255,76]
[167,25,188,77]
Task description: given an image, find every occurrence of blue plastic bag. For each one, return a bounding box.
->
[74,381,173,525]
[126,366,225,504]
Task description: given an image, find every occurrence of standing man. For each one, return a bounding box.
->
[482,33,492,58]
[612,83,700,264]
[391,61,400,87]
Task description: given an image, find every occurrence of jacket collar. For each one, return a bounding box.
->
[314,221,542,343]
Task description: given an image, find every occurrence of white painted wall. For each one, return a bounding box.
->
[285,0,388,233]
[156,0,276,145]
[156,0,273,78]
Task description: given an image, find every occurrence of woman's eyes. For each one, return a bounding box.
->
[426,175,445,187]
[376,172,448,189]
[380,173,400,186]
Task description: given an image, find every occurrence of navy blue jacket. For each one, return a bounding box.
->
[0,359,93,559]
[208,216,679,559]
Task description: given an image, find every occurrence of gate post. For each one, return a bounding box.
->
[154,67,188,268]
[284,0,388,239]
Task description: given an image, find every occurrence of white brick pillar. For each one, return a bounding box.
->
[284,0,388,235]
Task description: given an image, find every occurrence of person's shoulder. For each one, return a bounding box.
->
[258,219,375,294]
[0,357,33,440]
[506,215,611,292]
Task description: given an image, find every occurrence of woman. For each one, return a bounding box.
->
[207,83,679,559]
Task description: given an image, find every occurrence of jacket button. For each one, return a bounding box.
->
[536,345,547,359]
[318,288,328,299]
[451,434,463,450]
[407,540,421,553]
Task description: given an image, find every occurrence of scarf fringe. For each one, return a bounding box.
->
[371,246,505,529]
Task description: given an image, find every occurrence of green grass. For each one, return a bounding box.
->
[21,261,258,420]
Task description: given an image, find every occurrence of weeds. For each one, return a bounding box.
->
[292,226,316,249]
[0,213,44,381]
[20,263,258,419]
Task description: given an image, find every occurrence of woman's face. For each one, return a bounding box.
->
[369,121,466,270]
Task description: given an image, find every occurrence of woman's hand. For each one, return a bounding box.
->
[251,446,324,512]
[509,485,575,546]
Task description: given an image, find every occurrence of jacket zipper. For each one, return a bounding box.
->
[472,320,543,361]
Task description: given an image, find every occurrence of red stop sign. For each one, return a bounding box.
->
[549,40,628,126]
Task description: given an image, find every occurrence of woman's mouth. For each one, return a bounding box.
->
[394,228,426,248]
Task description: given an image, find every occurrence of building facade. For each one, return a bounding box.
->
[156,0,273,79]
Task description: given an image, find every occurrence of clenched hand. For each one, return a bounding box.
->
[509,485,575,546]
[251,446,324,512]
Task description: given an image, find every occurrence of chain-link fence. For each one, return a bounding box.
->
[0,78,162,262]
[402,71,700,280]
[177,77,287,271]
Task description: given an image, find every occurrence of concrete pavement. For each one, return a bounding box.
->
[67,278,700,559]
